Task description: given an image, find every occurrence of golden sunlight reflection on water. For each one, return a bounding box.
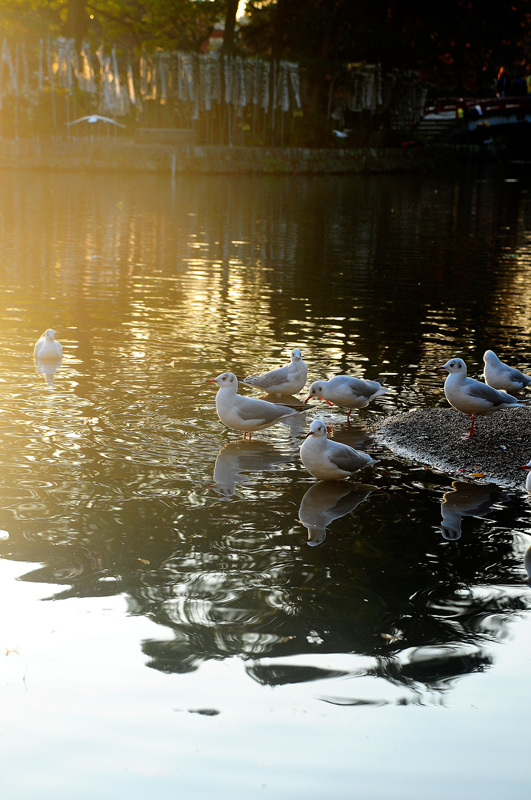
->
[0,167,530,798]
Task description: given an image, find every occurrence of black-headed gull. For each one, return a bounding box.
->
[440,357,524,437]
[34,329,62,360]
[242,348,308,396]
[483,349,531,392]
[298,480,375,545]
[305,374,387,420]
[208,371,307,438]
[300,418,375,480]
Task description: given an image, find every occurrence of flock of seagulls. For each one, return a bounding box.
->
[33,331,531,494]
[208,348,387,482]
[440,356,526,438]
[208,346,531,488]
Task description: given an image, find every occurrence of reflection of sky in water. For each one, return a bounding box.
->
[0,168,531,797]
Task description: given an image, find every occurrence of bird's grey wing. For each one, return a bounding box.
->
[237,397,294,422]
[507,365,531,387]
[243,364,288,387]
[328,442,372,471]
[468,381,519,406]
[345,378,382,398]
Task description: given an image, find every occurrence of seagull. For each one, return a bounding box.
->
[300,418,375,480]
[483,349,531,393]
[208,371,308,438]
[521,460,531,493]
[242,348,308,396]
[305,374,387,420]
[34,329,62,360]
[66,115,125,128]
[440,357,525,437]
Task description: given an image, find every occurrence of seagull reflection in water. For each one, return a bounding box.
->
[34,355,62,387]
[212,440,292,498]
[298,480,376,546]
[439,480,508,541]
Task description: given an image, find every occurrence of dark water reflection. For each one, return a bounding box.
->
[1,166,531,706]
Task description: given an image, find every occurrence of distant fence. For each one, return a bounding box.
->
[0,37,427,145]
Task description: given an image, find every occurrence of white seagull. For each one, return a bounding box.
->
[305,374,387,420]
[521,460,531,494]
[440,357,524,437]
[483,349,531,393]
[34,329,62,360]
[242,348,308,396]
[66,115,125,128]
[208,371,307,438]
[300,418,375,480]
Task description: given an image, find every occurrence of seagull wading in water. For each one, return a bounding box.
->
[483,349,531,393]
[440,357,524,438]
[305,375,387,420]
[34,329,62,360]
[300,418,375,480]
[208,371,307,438]
[242,348,308,396]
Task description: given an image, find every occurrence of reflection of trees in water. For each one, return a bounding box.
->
[7,471,529,698]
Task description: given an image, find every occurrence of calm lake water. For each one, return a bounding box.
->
[1,164,530,798]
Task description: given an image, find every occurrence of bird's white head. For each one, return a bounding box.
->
[306,381,323,400]
[207,372,238,389]
[483,350,499,365]
[45,329,56,340]
[306,419,328,439]
[441,358,467,375]
[291,348,302,361]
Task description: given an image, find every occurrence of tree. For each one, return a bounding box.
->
[240,0,531,96]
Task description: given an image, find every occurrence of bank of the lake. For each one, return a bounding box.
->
[374,407,531,490]
[0,137,492,174]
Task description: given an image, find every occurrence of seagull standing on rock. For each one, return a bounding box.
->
[242,348,308,396]
[483,349,531,393]
[305,375,387,420]
[439,357,525,438]
[208,371,308,438]
[300,418,375,480]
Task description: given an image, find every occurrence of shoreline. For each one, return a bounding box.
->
[0,137,495,175]
[373,407,531,491]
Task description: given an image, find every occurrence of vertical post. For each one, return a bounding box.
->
[47,38,57,131]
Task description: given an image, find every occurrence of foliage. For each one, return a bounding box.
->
[240,0,531,96]
[0,0,529,94]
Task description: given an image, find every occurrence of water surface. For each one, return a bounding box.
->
[0,165,530,798]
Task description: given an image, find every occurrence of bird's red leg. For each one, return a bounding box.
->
[468,415,476,438]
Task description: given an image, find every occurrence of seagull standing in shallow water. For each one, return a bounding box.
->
[440,357,524,438]
[208,371,307,438]
[242,348,308,396]
[483,349,531,393]
[300,418,375,480]
[34,329,62,360]
[305,375,387,420]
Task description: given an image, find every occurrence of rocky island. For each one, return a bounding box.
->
[373,407,531,491]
